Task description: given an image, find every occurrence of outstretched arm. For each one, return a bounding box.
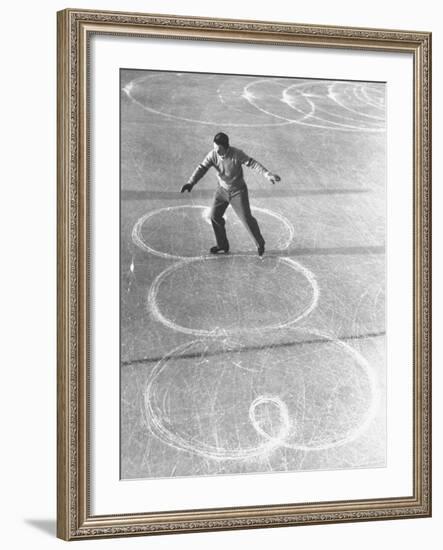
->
[181,152,214,192]
[240,150,281,184]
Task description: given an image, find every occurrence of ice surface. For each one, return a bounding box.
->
[120,70,386,480]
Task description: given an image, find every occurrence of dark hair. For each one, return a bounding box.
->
[213,132,229,148]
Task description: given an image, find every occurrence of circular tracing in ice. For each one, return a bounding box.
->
[142,330,380,461]
[132,205,295,260]
[147,255,319,336]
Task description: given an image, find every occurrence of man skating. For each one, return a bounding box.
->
[181,132,281,256]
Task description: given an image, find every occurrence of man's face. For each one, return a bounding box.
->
[214,142,228,158]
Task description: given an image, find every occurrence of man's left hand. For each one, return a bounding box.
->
[268,173,281,185]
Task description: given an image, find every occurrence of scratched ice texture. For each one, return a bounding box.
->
[120,69,386,480]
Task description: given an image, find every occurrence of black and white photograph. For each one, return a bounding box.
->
[120,69,387,480]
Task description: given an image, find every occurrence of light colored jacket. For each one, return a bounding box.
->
[188,146,271,191]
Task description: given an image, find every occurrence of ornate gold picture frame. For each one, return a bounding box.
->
[57,8,431,540]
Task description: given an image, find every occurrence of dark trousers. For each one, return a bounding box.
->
[209,185,265,250]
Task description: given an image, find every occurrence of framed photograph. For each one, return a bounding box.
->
[57,8,431,540]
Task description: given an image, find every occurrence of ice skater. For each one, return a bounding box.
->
[181,132,281,256]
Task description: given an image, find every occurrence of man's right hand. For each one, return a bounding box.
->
[180,183,193,193]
